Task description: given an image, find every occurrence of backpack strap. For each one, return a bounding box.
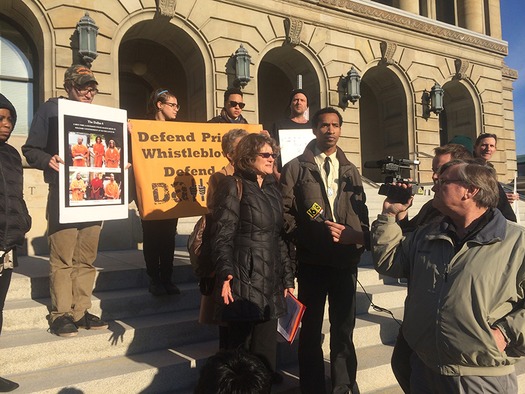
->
[233,176,243,200]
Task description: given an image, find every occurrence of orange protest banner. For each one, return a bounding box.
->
[129,120,262,220]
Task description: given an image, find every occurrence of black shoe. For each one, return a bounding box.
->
[49,315,78,337]
[163,282,181,295]
[149,282,167,296]
[74,312,108,330]
[0,376,19,392]
[272,371,284,384]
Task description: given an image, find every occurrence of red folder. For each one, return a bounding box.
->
[277,293,306,344]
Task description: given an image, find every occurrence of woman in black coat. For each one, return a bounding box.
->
[212,133,295,380]
[0,93,32,392]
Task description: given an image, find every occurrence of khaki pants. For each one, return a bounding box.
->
[47,184,101,322]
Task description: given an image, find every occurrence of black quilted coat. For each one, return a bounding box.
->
[211,170,295,322]
[0,143,31,252]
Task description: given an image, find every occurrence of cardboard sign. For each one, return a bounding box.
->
[129,120,262,220]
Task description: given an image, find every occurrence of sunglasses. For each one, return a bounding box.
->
[229,101,245,109]
[258,152,278,159]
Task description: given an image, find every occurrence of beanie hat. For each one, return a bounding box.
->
[448,135,473,154]
[64,64,98,86]
[288,88,309,107]
[0,93,17,130]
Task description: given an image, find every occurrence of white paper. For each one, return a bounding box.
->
[58,99,128,224]
[278,129,313,166]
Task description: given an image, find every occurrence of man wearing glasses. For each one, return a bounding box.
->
[208,87,248,124]
[372,160,525,393]
[23,64,108,337]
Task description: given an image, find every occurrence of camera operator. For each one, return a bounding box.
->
[371,159,525,393]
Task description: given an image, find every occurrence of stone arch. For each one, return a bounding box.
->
[111,12,212,121]
[439,79,480,146]
[255,41,325,130]
[360,63,415,183]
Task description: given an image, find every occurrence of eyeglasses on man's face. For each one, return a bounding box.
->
[164,102,180,110]
[75,86,99,96]
[229,101,245,109]
[433,178,465,186]
[258,152,278,159]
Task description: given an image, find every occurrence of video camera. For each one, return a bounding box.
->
[364,156,420,204]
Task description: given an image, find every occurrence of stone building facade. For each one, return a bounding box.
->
[0,0,518,254]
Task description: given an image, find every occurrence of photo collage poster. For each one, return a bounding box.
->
[58,99,128,224]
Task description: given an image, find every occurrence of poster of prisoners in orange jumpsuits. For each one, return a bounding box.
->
[129,120,262,220]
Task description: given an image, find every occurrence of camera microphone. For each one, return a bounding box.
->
[306,202,326,222]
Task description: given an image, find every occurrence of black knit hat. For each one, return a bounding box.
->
[0,93,17,130]
[288,88,309,107]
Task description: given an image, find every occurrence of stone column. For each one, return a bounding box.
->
[462,0,484,34]
[487,0,502,39]
[398,0,419,14]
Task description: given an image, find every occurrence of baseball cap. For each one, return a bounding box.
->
[64,64,98,86]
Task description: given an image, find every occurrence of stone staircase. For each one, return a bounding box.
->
[2,183,524,393]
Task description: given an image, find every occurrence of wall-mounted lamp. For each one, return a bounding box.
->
[234,44,251,88]
[76,12,99,67]
[422,82,444,118]
[339,67,361,108]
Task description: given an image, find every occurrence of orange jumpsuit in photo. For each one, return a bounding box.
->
[93,142,105,167]
[71,144,88,167]
[105,148,120,168]
[70,178,86,201]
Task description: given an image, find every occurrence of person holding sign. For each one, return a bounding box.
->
[212,133,295,386]
[280,107,369,394]
[207,87,248,124]
[139,88,181,296]
[271,89,312,176]
[22,64,108,337]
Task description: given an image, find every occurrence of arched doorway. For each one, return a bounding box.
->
[439,80,477,146]
[360,66,410,182]
[118,19,206,121]
[257,46,320,131]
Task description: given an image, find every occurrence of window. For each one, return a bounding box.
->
[0,18,35,135]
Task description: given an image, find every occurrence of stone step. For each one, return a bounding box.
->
[8,251,196,301]
[1,310,217,376]
[3,283,201,332]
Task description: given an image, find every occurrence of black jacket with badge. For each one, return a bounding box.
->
[280,139,370,268]
[211,170,295,322]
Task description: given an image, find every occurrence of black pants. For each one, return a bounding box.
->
[141,218,178,284]
[227,319,277,373]
[297,263,358,394]
[392,327,412,393]
[0,269,13,334]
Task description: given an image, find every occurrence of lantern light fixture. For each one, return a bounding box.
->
[234,44,251,88]
[76,12,99,67]
[341,67,361,106]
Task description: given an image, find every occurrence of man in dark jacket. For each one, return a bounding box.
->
[22,65,108,337]
[0,93,31,392]
[207,87,248,124]
[280,107,369,394]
